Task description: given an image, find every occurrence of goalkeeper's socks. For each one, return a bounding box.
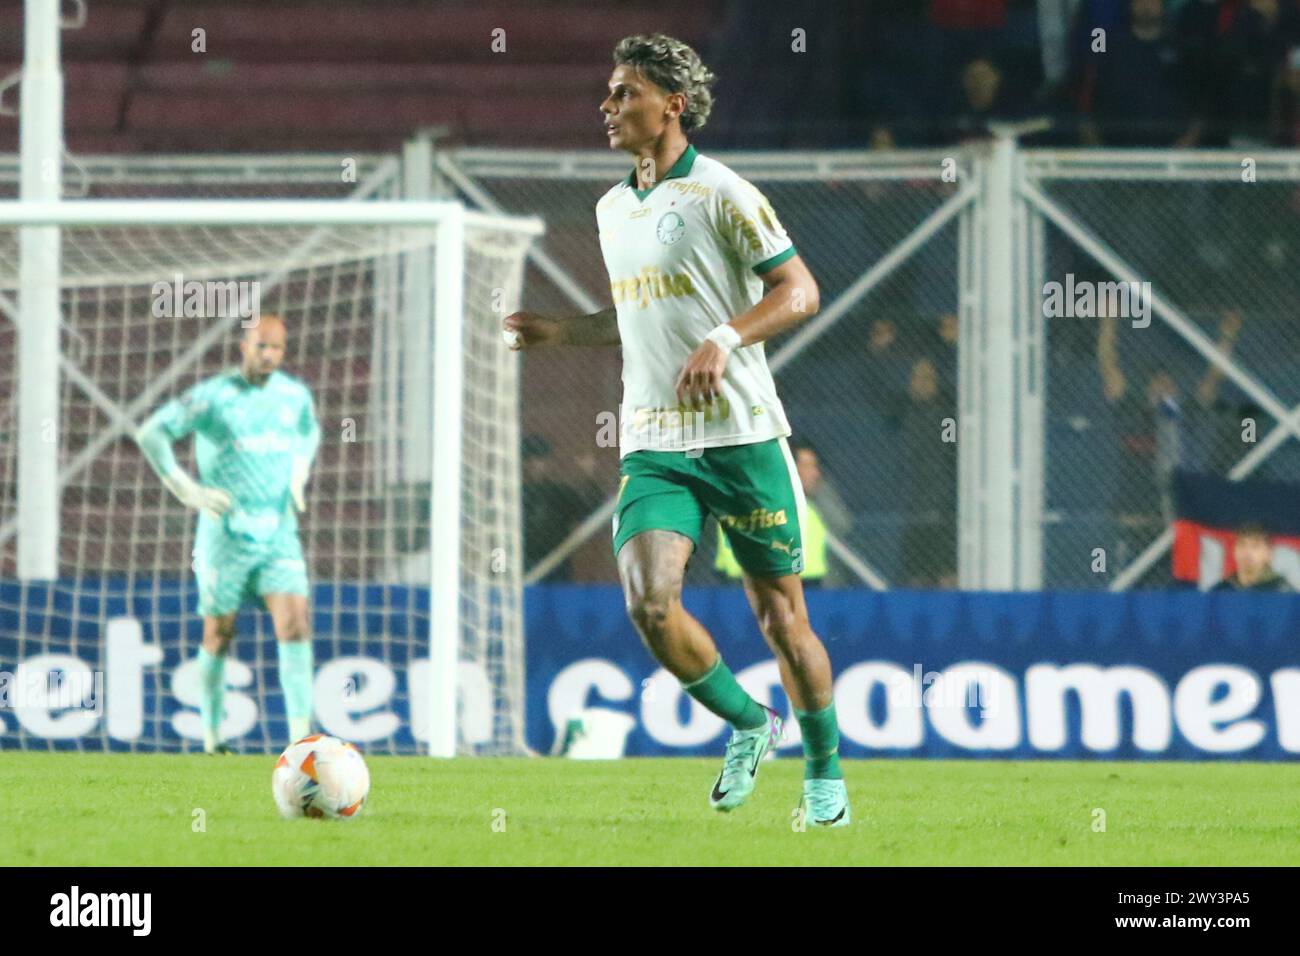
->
[289,716,311,743]
[277,639,315,741]
[196,647,226,751]
[796,702,844,780]
[683,656,768,731]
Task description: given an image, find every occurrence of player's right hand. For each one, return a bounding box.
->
[194,486,234,520]
[163,470,233,520]
[502,311,560,351]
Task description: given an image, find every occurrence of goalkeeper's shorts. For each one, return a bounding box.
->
[611,436,806,579]
[192,521,309,617]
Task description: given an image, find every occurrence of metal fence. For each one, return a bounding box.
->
[441,143,1300,591]
[1025,150,1300,589]
[5,144,1296,591]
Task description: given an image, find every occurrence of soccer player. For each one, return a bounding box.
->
[135,314,321,753]
[504,34,849,825]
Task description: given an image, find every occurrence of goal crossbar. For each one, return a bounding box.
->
[0,199,544,233]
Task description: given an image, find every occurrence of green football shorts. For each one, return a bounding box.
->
[612,436,806,578]
[192,518,309,617]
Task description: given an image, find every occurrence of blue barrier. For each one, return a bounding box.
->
[528,585,1300,760]
[2,579,1298,759]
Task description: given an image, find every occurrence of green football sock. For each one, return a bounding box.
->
[196,647,226,738]
[796,702,843,780]
[683,656,767,730]
[277,640,315,728]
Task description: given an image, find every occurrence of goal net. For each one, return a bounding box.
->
[0,202,539,755]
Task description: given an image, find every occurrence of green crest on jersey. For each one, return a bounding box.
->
[656,212,685,245]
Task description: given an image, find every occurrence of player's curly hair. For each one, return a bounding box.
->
[613,33,716,133]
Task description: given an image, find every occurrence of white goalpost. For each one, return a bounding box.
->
[0,199,542,756]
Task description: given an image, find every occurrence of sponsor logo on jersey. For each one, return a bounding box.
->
[233,432,294,454]
[610,267,697,309]
[720,508,788,533]
[629,400,732,435]
[755,200,782,232]
[720,198,765,255]
[666,181,712,199]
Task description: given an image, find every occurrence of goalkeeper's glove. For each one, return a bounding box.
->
[161,469,232,520]
[290,456,311,513]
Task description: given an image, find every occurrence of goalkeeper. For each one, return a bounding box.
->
[135,314,320,753]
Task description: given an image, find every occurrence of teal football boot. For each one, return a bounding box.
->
[709,706,784,812]
[800,778,851,828]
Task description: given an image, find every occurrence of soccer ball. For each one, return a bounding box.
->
[272,734,370,820]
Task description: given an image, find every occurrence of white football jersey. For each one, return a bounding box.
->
[596,145,797,457]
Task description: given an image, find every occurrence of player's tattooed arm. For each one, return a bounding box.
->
[502,308,621,349]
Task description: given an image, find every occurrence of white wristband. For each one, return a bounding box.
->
[705,324,742,354]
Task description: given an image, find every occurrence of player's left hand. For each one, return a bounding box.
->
[674,341,728,411]
[290,457,310,512]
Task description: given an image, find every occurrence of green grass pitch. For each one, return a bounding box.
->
[3,753,1298,866]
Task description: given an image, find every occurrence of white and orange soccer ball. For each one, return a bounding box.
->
[272,734,370,820]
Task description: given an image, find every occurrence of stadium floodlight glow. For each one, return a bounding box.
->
[0,198,542,758]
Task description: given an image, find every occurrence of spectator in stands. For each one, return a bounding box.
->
[1038,0,1087,96]
[1096,308,1245,559]
[861,317,911,416]
[521,434,595,583]
[714,441,853,588]
[900,357,958,588]
[1097,316,1175,562]
[1271,45,1300,144]
[1174,0,1230,145]
[943,56,1019,142]
[1211,523,1295,591]
[925,0,1012,111]
[1193,310,1250,474]
[858,126,900,201]
[909,0,1008,128]
[934,312,959,387]
[871,125,897,151]
[1219,0,1298,145]
[1077,0,1194,146]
